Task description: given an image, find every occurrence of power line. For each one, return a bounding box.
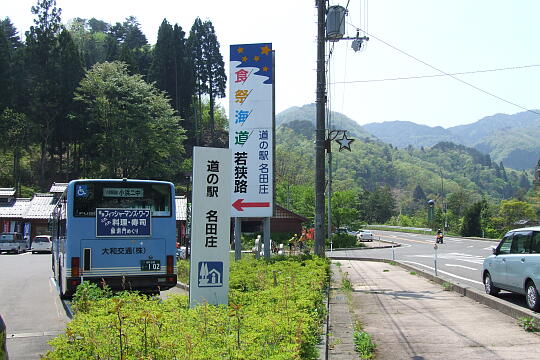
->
[352,29,540,116]
[331,64,540,84]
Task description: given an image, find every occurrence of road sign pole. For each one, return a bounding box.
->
[263,217,271,259]
[234,218,241,261]
[434,244,438,277]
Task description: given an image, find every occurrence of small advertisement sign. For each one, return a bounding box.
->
[96,209,151,237]
[189,147,231,307]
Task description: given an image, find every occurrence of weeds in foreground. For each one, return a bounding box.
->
[442,282,453,291]
[341,273,353,292]
[410,271,417,276]
[353,321,376,359]
[518,317,539,332]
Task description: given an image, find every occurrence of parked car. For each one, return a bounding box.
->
[357,230,374,242]
[0,232,27,254]
[31,235,52,254]
[0,313,7,359]
[482,227,540,311]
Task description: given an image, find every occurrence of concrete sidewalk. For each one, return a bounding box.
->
[331,260,540,360]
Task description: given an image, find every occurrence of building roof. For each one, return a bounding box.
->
[0,198,31,218]
[175,196,187,221]
[24,193,57,219]
[273,205,309,222]
[0,188,16,197]
[49,182,68,194]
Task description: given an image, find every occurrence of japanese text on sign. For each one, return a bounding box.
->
[96,209,151,237]
[207,160,220,198]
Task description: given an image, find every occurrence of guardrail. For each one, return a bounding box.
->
[366,225,432,232]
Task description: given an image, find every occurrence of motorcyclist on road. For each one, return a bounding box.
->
[436,228,444,244]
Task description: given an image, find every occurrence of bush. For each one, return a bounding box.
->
[327,233,357,248]
[45,256,330,359]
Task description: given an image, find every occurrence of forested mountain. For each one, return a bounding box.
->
[362,110,540,170]
[362,121,459,148]
[276,103,374,140]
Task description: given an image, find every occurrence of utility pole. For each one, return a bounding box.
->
[314,0,327,256]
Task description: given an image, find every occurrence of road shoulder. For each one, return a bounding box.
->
[341,260,540,360]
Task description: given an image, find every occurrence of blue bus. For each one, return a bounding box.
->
[51,179,177,298]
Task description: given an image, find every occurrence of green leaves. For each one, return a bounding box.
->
[45,256,329,360]
[73,61,186,179]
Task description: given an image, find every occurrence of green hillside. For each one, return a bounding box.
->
[276,120,526,212]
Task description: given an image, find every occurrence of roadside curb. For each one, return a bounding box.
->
[175,281,189,291]
[323,263,358,359]
[328,241,401,252]
[327,256,540,323]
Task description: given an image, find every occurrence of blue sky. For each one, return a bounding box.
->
[3,0,540,128]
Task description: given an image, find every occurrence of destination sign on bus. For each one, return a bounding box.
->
[103,187,144,198]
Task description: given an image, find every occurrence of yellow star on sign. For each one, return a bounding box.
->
[237,47,244,54]
[261,45,271,55]
[262,66,269,72]
[242,56,248,62]
[254,55,260,62]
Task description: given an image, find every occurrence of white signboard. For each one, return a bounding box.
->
[229,43,274,217]
[189,147,231,307]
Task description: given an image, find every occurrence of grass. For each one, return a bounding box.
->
[410,271,417,276]
[442,282,453,291]
[353,321,376,359]
[341,273,353,292]
[518,317,539,332]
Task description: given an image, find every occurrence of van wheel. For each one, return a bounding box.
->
[526,281,540,311]
[484,272,499,296]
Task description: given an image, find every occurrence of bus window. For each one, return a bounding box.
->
[73,182,171,217]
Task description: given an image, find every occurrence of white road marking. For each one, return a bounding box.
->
[411,252,485,265]
[401,261,483,285]
[445,264,478,271]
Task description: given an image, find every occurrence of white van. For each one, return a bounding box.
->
[31,235,52,254]
[0,232,28,254]
[482,227,540,311]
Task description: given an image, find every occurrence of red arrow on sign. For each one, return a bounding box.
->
[232,198,270,211]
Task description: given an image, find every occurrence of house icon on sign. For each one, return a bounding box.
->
[198,261,223,287]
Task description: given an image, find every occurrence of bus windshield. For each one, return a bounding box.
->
[73,181,172,217]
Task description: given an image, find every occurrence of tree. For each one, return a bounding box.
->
[53,29,84,177]
[358,186,396,224]
[331,190,360,229]
[201,20,226,146]
[188,18,226,146]
[498,199,536,228]
[0,18,23,110]
[25,0,64,189]
[149,19,193,123]
[461,201,484,237]
[73,61,186,179]
[0,109,32,195]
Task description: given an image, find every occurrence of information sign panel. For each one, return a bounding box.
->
[189,147,231,307]
[229,43,274,217]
